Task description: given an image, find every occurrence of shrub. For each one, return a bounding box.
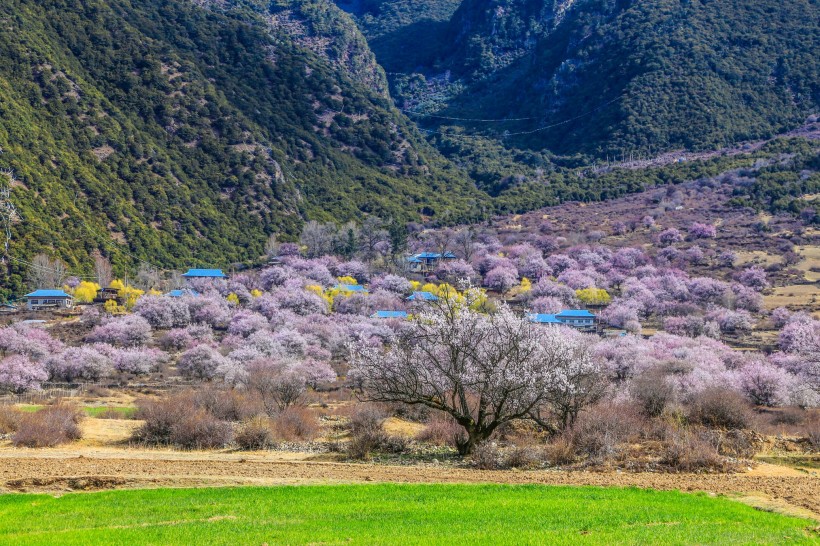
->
[543,436,576,466]
[503,445,544,469]
[12,405,83,447]
[347,405,387,460]
[699,429,759,459]
[0,404,22,433]
[807,417,820,451]
[569,404,639,461]
[273,407,319,442]
[687,388,751,429]
[131,394,232,448]
[661,429,730,472]
[631,371,675,417]
[191,386,261,422]
[235,416,275,450]
[132,396,196,444]
[416,414,465,448]
[471,442,502,470]
[169,409,233,449]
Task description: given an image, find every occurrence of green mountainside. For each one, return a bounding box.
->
[0,0,485,293]
[341,0,819,157]
[0,0,818,297]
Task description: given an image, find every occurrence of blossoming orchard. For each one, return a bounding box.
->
[0,207,818,470]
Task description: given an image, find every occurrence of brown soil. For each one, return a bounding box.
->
[0,452,817,519]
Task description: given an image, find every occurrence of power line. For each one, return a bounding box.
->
[6,256,96,279]
[404,110,538,122]
[416,93,627,139]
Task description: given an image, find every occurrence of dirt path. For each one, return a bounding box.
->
[1,453,818,520]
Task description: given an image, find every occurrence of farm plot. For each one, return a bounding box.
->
[0,484,818,545]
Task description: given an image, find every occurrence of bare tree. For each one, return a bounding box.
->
[300,221,336,258]
[264,233,280,259]
[134,264,160,291]
[428,228,456,256]
[357,216,390,262]
[93,252,113,288]
[452,227,478,261]
[245,361,306,416]
[351,291,594,454]
[27,253,68,288]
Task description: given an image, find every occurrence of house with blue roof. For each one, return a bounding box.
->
[407,291,439,302]
[24,289,74,310]
[335,283,368,294]
[182,268,227,279]
[371,310,409,319]
[528,309,597,331]
[167,288,200,298]
[527,313,564,325]
[405,251,457,274]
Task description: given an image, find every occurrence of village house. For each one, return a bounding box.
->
[167,288,200,298]
[370,310,408,319]
[335,283,368,294]
[405,252,457,274]
[182,268,227,280]
[528,309,597,331]
[93,287,121,304]
[24,289,74,311]
[407,291,439,302]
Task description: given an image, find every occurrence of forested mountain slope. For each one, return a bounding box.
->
[341,0,820,157]
[0,0,484,292]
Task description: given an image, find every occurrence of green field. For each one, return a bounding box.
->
[0,484,816,545]
[16,405,135,418]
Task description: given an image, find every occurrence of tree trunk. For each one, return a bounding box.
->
[455,424,494,455]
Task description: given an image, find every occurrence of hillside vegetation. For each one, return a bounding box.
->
[0,0,483,292]
[350,0,820,156]
[0,0,818,296]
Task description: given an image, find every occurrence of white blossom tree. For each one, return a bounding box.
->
[350,290,599,454]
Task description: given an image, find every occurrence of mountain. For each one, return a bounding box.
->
[341,0,820,157]
[0,0,486,295]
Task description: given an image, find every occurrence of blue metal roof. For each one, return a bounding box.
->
[372,310,408,319]
[406,256,423,263]
[556,309,596,318]
[335,284,368,293]
[414,252,457,260]
[25,289,71,298]
[182,269,227,278]
[528,313,563,324]
[407,291,438,301]
[167,289,200,298]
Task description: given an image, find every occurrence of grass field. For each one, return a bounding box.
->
[0,484,816,545]
[16,405,135,418]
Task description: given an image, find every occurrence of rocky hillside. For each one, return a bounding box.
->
[0,0,484,293]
